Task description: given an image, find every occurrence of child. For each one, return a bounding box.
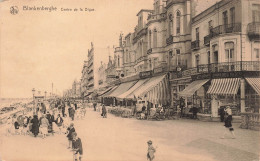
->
[66,123,75,149]
[147,140,156,161]
[72,132,83,161]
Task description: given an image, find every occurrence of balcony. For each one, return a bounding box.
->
[180,61,260,77]
[210,23,241,38]
[247,22,260,40]
[133,28,147,44]
[191,40,200,50]
[204,35,210,46]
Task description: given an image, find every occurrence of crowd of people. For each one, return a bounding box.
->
[5,98,86,161]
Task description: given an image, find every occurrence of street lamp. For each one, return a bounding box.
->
[32,88,36,113]
[44,91,47,100]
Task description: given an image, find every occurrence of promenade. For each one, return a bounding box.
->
[0,108,259,161]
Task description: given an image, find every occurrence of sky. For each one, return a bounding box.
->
[0,0,220,98]
[0,0,155,98]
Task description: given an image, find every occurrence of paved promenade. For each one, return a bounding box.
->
[0,108,259,161]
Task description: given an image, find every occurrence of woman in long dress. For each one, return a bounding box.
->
[40,114,49,139]
[30,115,40,137]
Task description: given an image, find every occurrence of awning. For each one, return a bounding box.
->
[116,78,149,100]
[84,92,92,97]
[98,87,113,96]
[245,78,260,95]
[126,74,169,104]
[179,79,209,97]
[207,78,240,95]
[101,86,119,97]
[105,81,137,98]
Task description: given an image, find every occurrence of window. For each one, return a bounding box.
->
[252,4,260,22]
[176,11,181,34]
[223,11,228,27]
[168,14,173,36]
[195,55,200,67]
[196,27,199,40]
[225,42,235,62]
[207,51,211,64]
[176,49,181,66]
[254,48,260,60]
[208,20,213,34]
[153,29,157,48]
[230,8,235,26]
[149,30,152,48]
[118,56,120,67]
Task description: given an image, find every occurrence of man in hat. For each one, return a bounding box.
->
[72,132,83,161]
[147,140,156,161]
[67,123,76,148]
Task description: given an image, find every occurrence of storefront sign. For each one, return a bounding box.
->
[211,72,243,79]
[139,70,152,79]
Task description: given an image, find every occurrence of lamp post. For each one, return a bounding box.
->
[44,91,47,100]
[32,88,36,113]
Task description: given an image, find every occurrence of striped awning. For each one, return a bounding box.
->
[105,81,137,98]
[116,78,149,100]
[207,78,240,95]
[144,75,169,105]
[179,79,209,97]
[245,78,260,95]
[101,86,119,97]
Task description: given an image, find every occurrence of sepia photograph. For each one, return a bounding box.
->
[0,0,259,161]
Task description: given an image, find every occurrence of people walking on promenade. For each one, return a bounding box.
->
[31,115,40,137]
[72,132,83,161]
[62,101,66,117]
[93,102,97,111]
[70,107,75,121]
[101,104,107,118]
[46,111,54,134]
[221,106,236,139]
[55,114,63,134]
[147,140,156,161]
[219,106,225,122]
[66,123,76,149]
[40,114,49,139]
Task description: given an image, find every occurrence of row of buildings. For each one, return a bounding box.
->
[65,0,260,120]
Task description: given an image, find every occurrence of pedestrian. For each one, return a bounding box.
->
[101,104,107,118]
[192,105,198,119]
[70,107,75,121]
[221,106,236,139]
[40,114,49,139]
[219,106,225,122]
[46,111,54,134]
[93,102,97,111]
[62,102,66,117]
[55,114,63,134]
[30,115,40,137]
[67,123,76,149]
[147,140,156,161]
[72,132,83,161]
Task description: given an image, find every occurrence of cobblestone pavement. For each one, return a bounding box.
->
[0,108,259,161]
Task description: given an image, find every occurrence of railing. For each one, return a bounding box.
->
[247,22,260,40]
[180,61,260,77]
[204,35,210,45]
[191,40,200,50]
[210,23,241,38]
